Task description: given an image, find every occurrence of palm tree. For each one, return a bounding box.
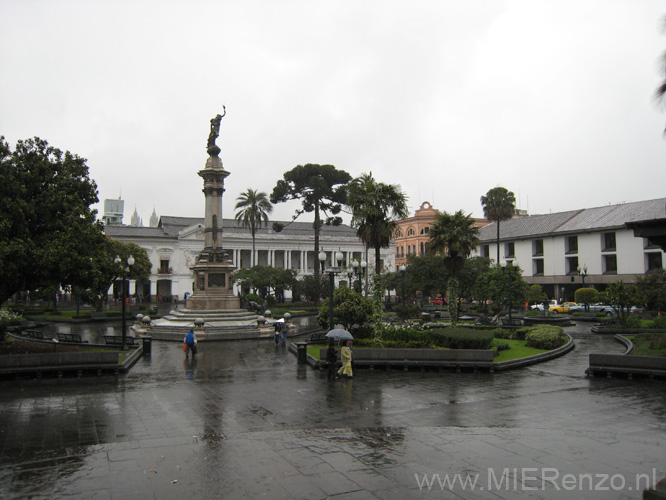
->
[429,210,480,326]
[347,172,409,276]
[480,186,516,264]
[234,189,273,267]
[428,210,480,278]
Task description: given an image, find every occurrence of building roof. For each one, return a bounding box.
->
[105,216,360,240]
[104,225,170,239]
[478,198,666,242]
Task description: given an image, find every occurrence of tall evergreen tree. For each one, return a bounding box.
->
[234,189,273,267]
[270,164,351,290]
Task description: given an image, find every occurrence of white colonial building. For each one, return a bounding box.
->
[473,198,666,302]
[105,215,394,302]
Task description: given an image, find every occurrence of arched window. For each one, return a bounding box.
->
[396,230,404,238]
[407,228,415,237]
[420,227,430,235]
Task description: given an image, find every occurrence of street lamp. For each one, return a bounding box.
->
[318,250,344,330]
[577,265,588,287]
[352,259,367,294]
[114,254,135,351]
[399,264,406,304]
[577,264,589,311]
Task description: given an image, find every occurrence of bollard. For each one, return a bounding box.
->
[296,342,308,365]
[141,336,152,357]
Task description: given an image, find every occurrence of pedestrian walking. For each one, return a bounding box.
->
[274,321,282,346]
[337,340,353,378]
[184,329,197,359]
[326,341,337,380]
[281,321,289,346]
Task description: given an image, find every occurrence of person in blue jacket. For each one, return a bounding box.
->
[184,329,197,358]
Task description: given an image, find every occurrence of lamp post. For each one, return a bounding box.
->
[352,259,367,294]
[319,250,344,330]
[114,254,135,351]
[577,264,589,311]
[577,265,588,287]
[399,264,406,304]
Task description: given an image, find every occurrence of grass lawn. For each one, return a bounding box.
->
[491,339,549,362]
[306,340,550,363]
[630,333,666,357]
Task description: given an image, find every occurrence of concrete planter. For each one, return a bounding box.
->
[0,351,118,369]
[588,353,666,379]
[319,347,495,363]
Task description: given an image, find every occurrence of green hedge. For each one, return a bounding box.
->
[524,325,566,350]
[356,326,493,350]
[430,328,494,349]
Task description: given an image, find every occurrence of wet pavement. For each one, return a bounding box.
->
[0,322,664,499]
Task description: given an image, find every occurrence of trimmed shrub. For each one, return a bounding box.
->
[525,325,566,350]
[394,303,420,321]
[492,328,514,340]
[430,327,494,350]
[515,327,530,341]
[650,316,666,329]
[624,315,641,329]
[496,342,510,352]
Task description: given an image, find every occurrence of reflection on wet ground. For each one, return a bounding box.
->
[0,322,664,499]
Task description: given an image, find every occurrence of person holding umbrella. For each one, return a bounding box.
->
[326,341,338,380]
[337,339,353,378]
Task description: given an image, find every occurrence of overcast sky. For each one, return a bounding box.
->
[1,0,665,226]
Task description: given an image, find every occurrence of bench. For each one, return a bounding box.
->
[475,316,493,326]
[308,332,328,343]
[599,317,618,327]
[90,313,108,320]
[57,333,87,343]
[23,330,45,340]
[501,318,522,327]
[104,335,137,346]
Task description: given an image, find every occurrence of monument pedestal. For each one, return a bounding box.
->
[187,259,240,310]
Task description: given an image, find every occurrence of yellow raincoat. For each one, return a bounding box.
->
[338,345,353,377]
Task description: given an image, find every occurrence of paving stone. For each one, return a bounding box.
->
[0,322,664,499]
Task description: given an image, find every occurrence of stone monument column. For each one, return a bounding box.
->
[186,107,241,311]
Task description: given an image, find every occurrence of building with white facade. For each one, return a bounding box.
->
[105,216,394,302]
[474,198,666,302]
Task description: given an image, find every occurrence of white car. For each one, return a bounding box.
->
[530,300,558,311]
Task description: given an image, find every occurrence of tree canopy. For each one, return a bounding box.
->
[270,164,351,292]
[0,136,105,305]
[234,188,272,267]
[317,287,373,335]
[347,172,408,275]
[428,209,480,278]
[231,265,297,300]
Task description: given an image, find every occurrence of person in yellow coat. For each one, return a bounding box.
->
[337,340,353,378]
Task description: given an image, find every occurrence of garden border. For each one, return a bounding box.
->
[0,333,144,378]
[291,332,575,374]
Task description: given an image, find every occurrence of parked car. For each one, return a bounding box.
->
[531,300,558,311]
[570,303,642,315]
[549,302,579,314]
[431,298,447,306]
